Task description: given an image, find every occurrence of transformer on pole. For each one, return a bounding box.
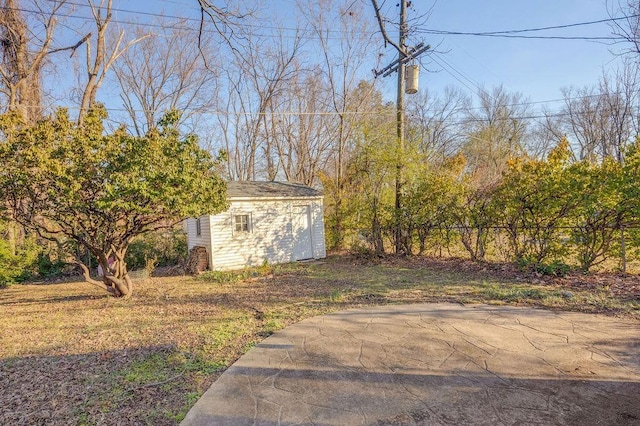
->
[405,64,419,94]
[372,0,429,253]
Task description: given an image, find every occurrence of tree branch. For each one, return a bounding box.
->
[75,259,115,295]
[47,33,91,57]
[196,0,246,69]
[370,0,403,54]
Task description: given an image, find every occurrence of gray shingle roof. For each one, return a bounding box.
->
[226,181,322,199]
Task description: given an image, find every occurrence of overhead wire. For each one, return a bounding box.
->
[30,1,374,41]
[416,13,639,41]
[2,3,635,42]
[7,100,590,126]
[429,53,484,95]
[418,32,621,41]
[426,52,593,110]
[0,3,633,126]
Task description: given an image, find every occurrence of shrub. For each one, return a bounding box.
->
[0,228,40,287]
[35,252,70,278]
[537,260,571,277]
[517,256,570,277]
[126,227,187,271]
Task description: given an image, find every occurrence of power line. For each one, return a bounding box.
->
[0,3,632,124]
[427,52,611,110]
[37,1,376,41]
[149,0,630,40]
[416,13,640,41]
[13,88,626,121]
[418,31,621,41]
[2,4,633,43]
[430,53,483,95]
[0,4,373,43]
[4,101,584,123]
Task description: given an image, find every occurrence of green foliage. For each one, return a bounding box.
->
[328,288,346,302]
[328,126,640,271]
[480,281,563,302]
[623,137,640,221]
[0,107,228,296]
[448,155,498,262]
[566,158,625,271]
[537,260,571,277]
[125,227,187,271]
[494,138,577,265]
[320,82,395,251]
[35,252,69,278]
[402,156,464,255]
[0,221,40,286]
[337,102,396,254]
[517,256,571,277]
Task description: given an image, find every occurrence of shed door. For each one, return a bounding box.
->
[292,205,313,260]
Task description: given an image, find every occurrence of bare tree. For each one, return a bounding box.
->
[113,19,219,136]
[271,67,335,186]
[77,0,145,124]
[598,66,638,161]
[558,85,602,161]
[219,26,302,181]
[300,0,380,247]
[549,68,637,162]
[406,86,469,161]
[527,111,563,159]
[196,0,247,60]
[0,0,70,123]
[609,0,640,57]
[462,86,530,188]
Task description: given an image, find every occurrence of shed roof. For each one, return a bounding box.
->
[226,181,322,199]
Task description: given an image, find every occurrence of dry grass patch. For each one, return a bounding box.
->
[1,254,639,424]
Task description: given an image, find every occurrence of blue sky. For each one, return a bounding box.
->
[112,0,625,110]
[413,0,624,104]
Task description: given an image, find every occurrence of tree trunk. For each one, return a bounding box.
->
[78,255,133,298]
[104,273,132,297]
[371,196,384,255]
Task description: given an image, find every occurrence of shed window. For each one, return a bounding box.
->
[196,218,202,236]
[234,214,250,232]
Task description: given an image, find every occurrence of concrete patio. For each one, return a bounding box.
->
[182,303,640,425]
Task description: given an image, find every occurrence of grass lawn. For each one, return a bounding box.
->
[1,254,639,425]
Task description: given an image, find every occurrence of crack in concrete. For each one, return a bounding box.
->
[515,318,570,343]
[183,304,640,426]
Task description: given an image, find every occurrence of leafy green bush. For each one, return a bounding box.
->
[0,227,40,287]
[126,227,187,271]
[35,252,69,278]
[537,260,571,277]
[517,256,570,277]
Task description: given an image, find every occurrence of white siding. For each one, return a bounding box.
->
[185,215,212,259]
[310,198,327,259]
[186,195,326,271]
[210,200,292,270]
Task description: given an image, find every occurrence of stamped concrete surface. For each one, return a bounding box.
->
[181,303,640,425]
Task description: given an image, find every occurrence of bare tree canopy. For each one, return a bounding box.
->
[0,0,65,123]
[542,67,639,162]
[609,0,640,56]
[462,86,530,188]
[113,19,219,136]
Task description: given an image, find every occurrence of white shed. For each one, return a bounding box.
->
[185,181,326,271]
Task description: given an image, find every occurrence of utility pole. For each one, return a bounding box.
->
[395,0,407,255]
[372,0,429,254]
